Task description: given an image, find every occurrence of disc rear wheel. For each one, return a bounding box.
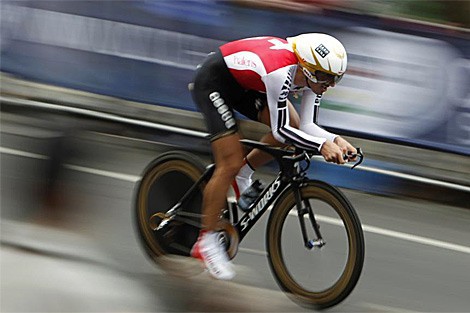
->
[134,152,206,274]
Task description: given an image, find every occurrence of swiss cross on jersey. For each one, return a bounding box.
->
[220,37,298,92]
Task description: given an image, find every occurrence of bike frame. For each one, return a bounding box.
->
[235,174,289,241]
[164,140,363,249]
[170,150,310,244]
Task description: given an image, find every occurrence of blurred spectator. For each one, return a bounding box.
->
[34,115,80,227]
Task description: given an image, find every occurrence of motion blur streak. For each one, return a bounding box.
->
[1,1,469,312]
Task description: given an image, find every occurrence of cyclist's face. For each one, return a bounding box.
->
[307,71,337,94]
[315,71,338,85]
[297,66,342,94]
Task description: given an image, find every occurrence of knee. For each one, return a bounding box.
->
[216,157,244,180]
[225,158,244,175]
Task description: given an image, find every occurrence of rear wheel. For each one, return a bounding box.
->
[266,180,364,309]
[134,152,206,275]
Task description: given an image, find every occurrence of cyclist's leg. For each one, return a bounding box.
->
[190,50,246,225]
[197,134,243,280]
[203,133,244,230]
[189,50,243,279]
[192,134,242,280]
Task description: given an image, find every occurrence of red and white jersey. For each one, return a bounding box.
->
[220,37,298,92]
[220,36,336,151]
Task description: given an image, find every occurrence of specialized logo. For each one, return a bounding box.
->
[315,44,330,58]
[240,177,282,231]
[209,92,236,129]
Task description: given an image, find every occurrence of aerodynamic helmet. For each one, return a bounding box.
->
[287,33,347,84]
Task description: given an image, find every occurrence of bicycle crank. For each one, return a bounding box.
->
[149,212,174,231]
[216,219,239,260]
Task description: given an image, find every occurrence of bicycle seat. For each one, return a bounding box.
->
[240,139,295,159]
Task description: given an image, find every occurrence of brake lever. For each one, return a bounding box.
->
[344,147,364,170]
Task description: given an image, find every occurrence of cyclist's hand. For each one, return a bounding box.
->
[334,136,357,161]
[320,140,345,164]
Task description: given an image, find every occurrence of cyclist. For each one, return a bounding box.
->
[189,33,356,280]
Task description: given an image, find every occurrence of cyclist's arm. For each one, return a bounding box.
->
[264,66,326,152]
[299,89,338,142]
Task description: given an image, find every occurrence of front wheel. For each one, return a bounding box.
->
[266,180,365,309]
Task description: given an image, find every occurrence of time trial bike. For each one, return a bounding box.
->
[134,139,365,309]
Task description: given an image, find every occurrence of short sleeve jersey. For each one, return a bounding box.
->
[220,37,298,92]
[219,36,330,151]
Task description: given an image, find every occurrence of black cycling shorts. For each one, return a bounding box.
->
[190,50,267,141]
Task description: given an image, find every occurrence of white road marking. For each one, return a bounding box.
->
[238,247,268,256]
[0,147,140,182]
[2,145,470,255]
[358,302,420,313]
[305,214,470,255]
[311,155,470,193]
[0,147,48,160]
[63,165,141,183]
[361,223,470,254]
[354,165,470,193]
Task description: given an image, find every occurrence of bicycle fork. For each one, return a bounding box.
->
[293,183,325,250]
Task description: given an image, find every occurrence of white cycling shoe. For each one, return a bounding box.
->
[191,231,235,280]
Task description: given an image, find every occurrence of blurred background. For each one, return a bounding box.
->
[1,1,469,312]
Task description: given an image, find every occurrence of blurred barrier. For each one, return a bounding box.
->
[0,1,469,155]
[2,58,469,204]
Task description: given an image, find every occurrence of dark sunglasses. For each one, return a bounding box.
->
[302,67,343,85]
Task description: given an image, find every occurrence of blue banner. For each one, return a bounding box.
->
[1,1,469,155]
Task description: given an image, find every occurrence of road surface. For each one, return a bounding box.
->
[1,111,469,312]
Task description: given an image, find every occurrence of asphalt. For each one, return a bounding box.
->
[1,114,470,312]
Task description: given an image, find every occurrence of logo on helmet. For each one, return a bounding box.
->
[315,44,330,58]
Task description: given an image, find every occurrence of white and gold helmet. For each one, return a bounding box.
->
[287,33,347,84]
